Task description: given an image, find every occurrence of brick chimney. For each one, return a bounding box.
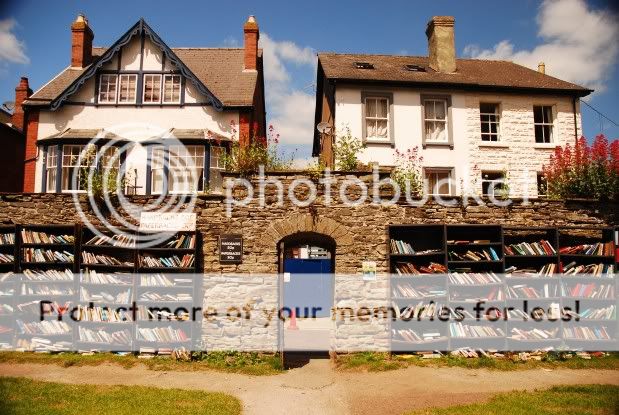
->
[12,76,31,132]
[538,62,546,74]
[426,16,456,73]
[243,15,259,71]
[71,13,94,68]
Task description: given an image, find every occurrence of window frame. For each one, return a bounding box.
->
[146,143,213,195]
[209,145,226,192]
[142,74,163,105]
[44,145,58,193]
[479,102,501,142]
[424,167,455,196]
[162,74,182,104]
[481,171,506,196]
[360,91,394,146]
[421,94,453,148]
[98,74,118,104]
[533,105,555,144]
[117,74,138,104]
[537,173,547,197]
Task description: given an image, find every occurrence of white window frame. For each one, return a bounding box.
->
[364,96,390,142]
[162,74,182,104]
[117,74,138,104]
[424,168,454,196]
[98,74,118,104]
[480,103,501,142]
[167,145,205,194]
[150,146,165,195]
[61,145,92,193]
[142,74,163,104]
[481,171,506,196]
[209,146,226,192]
[423,98,449,143]
[45,146,57,193]
[533,105,554,143]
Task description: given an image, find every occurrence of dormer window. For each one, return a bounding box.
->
[143,74,182,104]
[163,75,182,103]
[98,74,137,104]
[355,62,374,69]
[143,74,162,104]
[404,64,425,72]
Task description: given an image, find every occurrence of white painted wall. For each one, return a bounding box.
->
[34,36,240,193]
[334,86,581,197]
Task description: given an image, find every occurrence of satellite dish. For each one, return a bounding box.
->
[316,122,332,134]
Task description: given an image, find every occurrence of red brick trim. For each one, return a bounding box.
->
[23,110,39,192]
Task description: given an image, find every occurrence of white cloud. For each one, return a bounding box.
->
[463,0,619,92]
[0,18,29,65]
[222,36,239,47]
[260,33,317,150]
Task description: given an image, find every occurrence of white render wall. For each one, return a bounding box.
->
[33,37,240,193]
[334,87,581,197]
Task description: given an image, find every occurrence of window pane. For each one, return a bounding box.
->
[143,75,162,103]
[376,120,388,138]
[435,101,446,120]
[480,103,497,114]
[46,146,57,168]
[98,74,117,103]
[366,98,376,117]
[424,101,435,119]
[118,74,137,103]
[376,99,388,118]
[543,125,552,143]
[481,121,490,134]
[367,120,377,137]
[542,106,552,123]
[533,106,543,124]
[535,125,544,143]
[151,169,164,194]
[163,75,181,103]
[426,121,446,142]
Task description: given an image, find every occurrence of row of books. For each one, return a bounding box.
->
[81,270,132,285]
[506,284,558,299]
[390,239,416,254]
[449,272,501,285]
[0,253,14,264]
[450,287,504,301]
[164,234,196,249]
[139,254,195,268]
[78,326,132,345]
[84,234,135,248]
[509,327,559,341]
[21,284,73,296]
[140,274,193,287]
[448,240,495,245]
[22,269,73,281]
[74,305,133,322]
[137,326,189,343]
[0,272,13,282]
[392,328,443,343]
[0,304,13,315]
[0,233,15,245]
[16,319,71,335]
[21,230,74,245]
[81,252,133,267]
[563,262,614,276]
[561,283,614,299]
[0,325,12,335]
[15,337,71,352]
[505,264,557,278]
[392,284,446,298]
[448,248,500,261]
[137,307,190,321]
[394,301,446,320]
[559,241,614,256]
[139,291,193,302]
[394,262,446,275]
[576,305,615,320]
[504,240,556,256]
[449,322,505,338]
[22,248,74,263]
[0,287,14,296]
[80,287,131,304]
[563,326,611,340]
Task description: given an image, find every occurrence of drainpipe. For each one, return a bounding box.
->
[572,97,579,141]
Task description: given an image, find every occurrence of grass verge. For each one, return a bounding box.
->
[335,352,619,372]
[0,376,241,415]
[0,351,283,376]
[406,384,619,415]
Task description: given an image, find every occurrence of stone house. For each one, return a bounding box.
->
[14,14,266,194]
[312,16,592,197]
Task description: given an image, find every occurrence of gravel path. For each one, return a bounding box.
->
[1,360,618,414]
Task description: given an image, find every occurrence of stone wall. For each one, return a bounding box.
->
[0,173,616,275]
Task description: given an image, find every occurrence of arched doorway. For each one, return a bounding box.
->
[278,232,335,356]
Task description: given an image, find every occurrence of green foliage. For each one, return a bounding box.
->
[333,127,365,171]
[305,157,327,180]
[390,147,424,196]
[221,124,294,176]
[78,146,127,199]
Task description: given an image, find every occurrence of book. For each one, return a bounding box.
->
[81,252,133,267]
[559,242,614,256]
[506,283,558,299]
[0,253,14,264]
[449,322,505,338]
[81,270,133,285]
[560,282,615,299]
[22,269,74,282]
[449,271,501,285]
[137,326,189,343]
[394,262,446,275]
[562,262,614,276]
[563,326,611,340]
[84,233,136,248]
[163,234,196,249]
[80,287,131,304]
[21,230,74,245]
[392,283,446,298]
[504,240,556,256]
[78,326,132,345]
[509,327,559,340]
[505,264,557,278]
[448,248,499,261]
[139,254,195,268]
[0,233,15,245]
[21,248,74,263]
[75,304,133,322]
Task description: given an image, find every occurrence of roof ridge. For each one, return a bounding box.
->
[317,51,519,64]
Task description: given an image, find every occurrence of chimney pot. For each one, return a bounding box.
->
[538,62,546,74]
[71,13,94,68]
[426,16,456,73]
[244,15,259,71]
[12,76,31,132]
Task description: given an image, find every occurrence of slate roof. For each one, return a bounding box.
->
[318,53,592,96]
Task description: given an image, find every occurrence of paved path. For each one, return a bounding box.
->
[1,361,618,414]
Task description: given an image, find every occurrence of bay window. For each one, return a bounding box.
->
[45,146,57,193]
[148,145,208,194]
[61,145,92,192]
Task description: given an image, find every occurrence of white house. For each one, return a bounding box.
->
[312,16,592,197]
[17,14,266,194]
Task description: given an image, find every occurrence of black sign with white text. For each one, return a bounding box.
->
[219,234,243,264]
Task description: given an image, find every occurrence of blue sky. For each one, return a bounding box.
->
[0,0,617,162]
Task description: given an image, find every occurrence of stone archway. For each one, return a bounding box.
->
[263,215,354,250]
